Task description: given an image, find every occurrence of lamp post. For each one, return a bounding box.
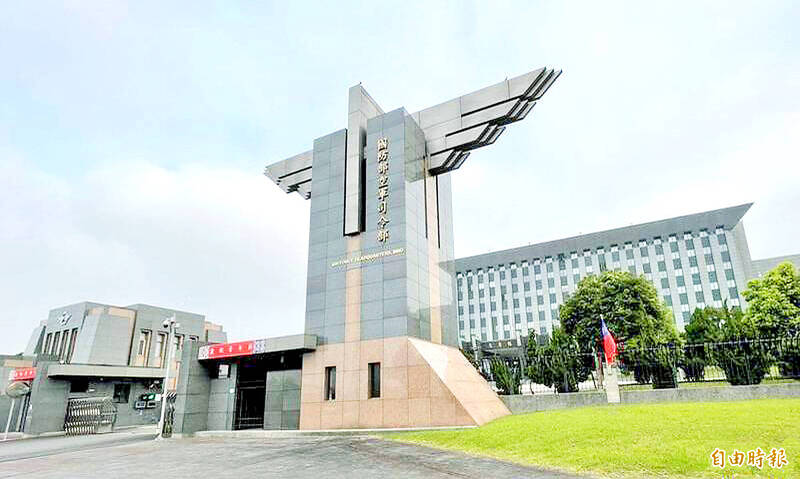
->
[156,314,179,440]
[3,398,15,441]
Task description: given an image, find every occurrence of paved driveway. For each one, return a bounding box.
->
[0,435,586,478]
[0,428,157,463]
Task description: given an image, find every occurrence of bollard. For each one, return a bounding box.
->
[604,363,621,403]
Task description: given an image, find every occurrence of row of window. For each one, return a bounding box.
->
[457,258,733,301]
[458,229,729,286]
[43,328,79,363]
[457,241,735,313]
[457,264,736,315]
[458,277,742,342]
[458,278,739,340]
[323,363,381,401]
[458,252,731,290]
[136,330,194,390]
[43,326,198,371]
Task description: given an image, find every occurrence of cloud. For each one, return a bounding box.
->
[0,156,310,353]
[1,0,799,353]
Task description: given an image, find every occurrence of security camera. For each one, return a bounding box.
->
[162,319,171,328]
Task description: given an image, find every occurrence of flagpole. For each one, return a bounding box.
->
[600,315,621,403]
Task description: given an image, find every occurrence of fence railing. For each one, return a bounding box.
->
[475,336,800,394]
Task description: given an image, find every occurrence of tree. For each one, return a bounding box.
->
[526,328,591,393]
[560,271,680,388]
[490,358,521,395]
[714,307,772,385]
[743,262,800,376]
[743,262,800,337]
[561,271,679,350]
[680,306,725,381]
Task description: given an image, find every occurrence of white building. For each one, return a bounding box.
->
[453,203,785,343]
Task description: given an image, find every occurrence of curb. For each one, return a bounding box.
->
[190,425,475,439]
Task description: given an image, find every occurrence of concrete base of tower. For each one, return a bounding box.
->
[298,336,510,429]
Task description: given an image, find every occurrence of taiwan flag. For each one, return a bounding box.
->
[601,319,618,365]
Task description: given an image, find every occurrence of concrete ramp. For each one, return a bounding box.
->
[300,337,509,429]
[409,338,510,426]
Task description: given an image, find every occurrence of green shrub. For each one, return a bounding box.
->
[620,344,679,389]
[714,310,772,385]
[526,329,590,393]
[490,358,521,395]
[680,307,724,382]
[775,336,800,377]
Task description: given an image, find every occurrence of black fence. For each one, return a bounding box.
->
[475,337,800,394]
[619,337,800,389]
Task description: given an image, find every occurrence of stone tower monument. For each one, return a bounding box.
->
[264,67,560,428]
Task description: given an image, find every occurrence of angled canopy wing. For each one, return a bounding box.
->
[263,66,561,199]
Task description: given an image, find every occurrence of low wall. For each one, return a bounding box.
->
[501,382,800,414]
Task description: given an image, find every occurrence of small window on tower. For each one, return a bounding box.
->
[368,363,381,399]
[324,366,336,401]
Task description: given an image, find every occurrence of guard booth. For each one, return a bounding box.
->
[197,335,315,431]
[3,367,36,438]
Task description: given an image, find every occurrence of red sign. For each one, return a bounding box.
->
[10,367,36,382]
[204,341,255,359]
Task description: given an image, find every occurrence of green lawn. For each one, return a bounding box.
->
[386,399,800,478]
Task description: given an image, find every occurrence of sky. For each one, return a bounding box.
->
[1,1,798,353]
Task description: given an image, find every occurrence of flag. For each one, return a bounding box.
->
[601,319,618,365]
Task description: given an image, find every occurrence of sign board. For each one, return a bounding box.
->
[198,340,255,360]
[10,367,36,382]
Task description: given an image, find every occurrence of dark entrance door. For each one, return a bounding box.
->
[233,357,267,430]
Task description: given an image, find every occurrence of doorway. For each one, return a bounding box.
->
[233,356,266,430]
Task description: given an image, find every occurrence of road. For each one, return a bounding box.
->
[0,427,157,464]
[0,435,586,478]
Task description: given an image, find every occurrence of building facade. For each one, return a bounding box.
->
[2,302,226,435]
[751,254,800,278]
[455,204,763,344]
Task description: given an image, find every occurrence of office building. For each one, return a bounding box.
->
[2,302,225,435]
[751,254,800,278]
[455,203,798,344]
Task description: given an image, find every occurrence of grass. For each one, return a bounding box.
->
[385,399,800,478]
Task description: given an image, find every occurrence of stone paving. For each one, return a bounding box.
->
[0,435,587,478]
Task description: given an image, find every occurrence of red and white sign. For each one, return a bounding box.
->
[10,367,36,382]
[200,340,255,360]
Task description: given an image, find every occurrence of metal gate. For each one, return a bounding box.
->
[64,397,117,435]
[161,392,177,437]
